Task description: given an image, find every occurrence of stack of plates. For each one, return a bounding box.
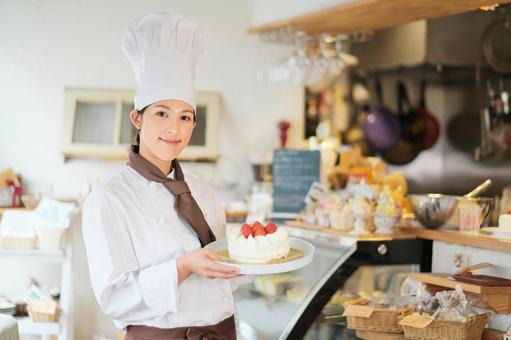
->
[0,302,16,316]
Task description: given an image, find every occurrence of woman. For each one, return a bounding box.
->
[82,12,240,340]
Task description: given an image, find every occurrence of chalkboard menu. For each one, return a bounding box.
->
[272,149,320,214]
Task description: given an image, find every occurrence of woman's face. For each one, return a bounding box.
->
[130,99,195,165]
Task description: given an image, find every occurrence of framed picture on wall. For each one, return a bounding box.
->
[61,89,220,162]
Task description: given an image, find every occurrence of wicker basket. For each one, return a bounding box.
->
[346,308,407,333]
[401,313,489,340]
[0,236,37,249]
[27,302,60,323]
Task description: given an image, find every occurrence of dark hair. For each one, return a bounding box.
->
[135,105,149,145]
[134,103,196,144]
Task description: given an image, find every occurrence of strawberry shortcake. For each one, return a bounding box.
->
[227,221,290,263]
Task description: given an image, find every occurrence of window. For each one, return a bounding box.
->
[61,89,220,161]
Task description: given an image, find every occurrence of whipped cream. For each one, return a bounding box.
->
[227,227,290,263]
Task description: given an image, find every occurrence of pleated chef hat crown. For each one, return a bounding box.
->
[122,12,203,111]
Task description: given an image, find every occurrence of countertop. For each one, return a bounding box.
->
[285,220,511,254]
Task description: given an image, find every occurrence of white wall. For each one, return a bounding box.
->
[0,0,304,202]
[0,1,307,338]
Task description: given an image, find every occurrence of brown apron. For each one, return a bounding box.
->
[124,315,236,340]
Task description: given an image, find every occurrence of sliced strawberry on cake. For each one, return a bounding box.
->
[240,223,252,238]
[265,222,277,234]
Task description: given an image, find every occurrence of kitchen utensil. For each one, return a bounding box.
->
[483,17,511,74]
[383,81,426,165]
[344,105,375,156]
[464,179,492,198]
[457,196,495,228]
[408,194,459,229]
[417,79,440,150]
[363,79,400,151]
[455,262,493,276]
[415,180,494,229]
[447,110,481,152]
[489,123,511,149]
[456,180,494,228]
[458,202,483,231]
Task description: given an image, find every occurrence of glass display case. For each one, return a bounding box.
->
[234,229,356,340]
[234,227,431,340]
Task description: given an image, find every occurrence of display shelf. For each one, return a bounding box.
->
[234,231,356,340]
[285,220,511,254]
[233,226,430,339]
[0,223,74,340]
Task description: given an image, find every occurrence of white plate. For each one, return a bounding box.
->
[206,237,315,275]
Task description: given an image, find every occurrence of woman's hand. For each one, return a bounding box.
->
[177,248,240,284]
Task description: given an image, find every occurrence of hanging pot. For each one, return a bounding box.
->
[417,79,440,150]
[383,81,426,165]
[482,17,511,74]
[447,110,481,152]
[363,79,400,150]
[344,104,376,156]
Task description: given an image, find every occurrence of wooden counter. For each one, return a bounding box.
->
[285,220,511,253]
[402,228,511,254]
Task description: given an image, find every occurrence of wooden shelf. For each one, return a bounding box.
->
[410,273,511,295]
[248,0,511,35]
[284,220,511,253]
[402,228,511,254]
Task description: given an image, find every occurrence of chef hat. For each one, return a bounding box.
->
[122,12,203,111]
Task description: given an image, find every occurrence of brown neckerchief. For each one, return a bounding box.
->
[127,144,216,247]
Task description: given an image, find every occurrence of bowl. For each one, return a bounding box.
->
[408,194,459,229]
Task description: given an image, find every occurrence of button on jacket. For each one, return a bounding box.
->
[82,166,238,330]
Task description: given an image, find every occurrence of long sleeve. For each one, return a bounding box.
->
[82,188,180,324]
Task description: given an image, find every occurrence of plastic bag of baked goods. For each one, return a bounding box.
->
[367,293,398,310]
[398,277,433,314]
[431,285,475,321]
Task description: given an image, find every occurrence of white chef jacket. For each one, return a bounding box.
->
[82,166,237,330]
